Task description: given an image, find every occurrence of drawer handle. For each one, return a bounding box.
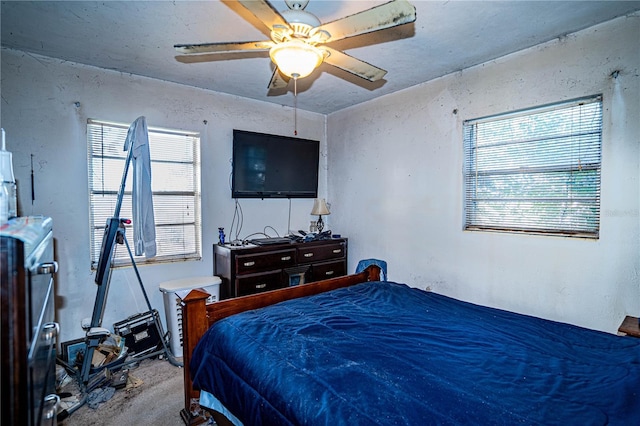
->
[43,322,60,343]
[325,271,335,276]
[281,256,291,261]
[255,283,267,289]
[243,261,256,267]
[37,261,58,275]
[43,394,60,420]
[304,253,314,258]
[332,249,342,254]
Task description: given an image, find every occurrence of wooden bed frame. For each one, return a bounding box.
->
[179,265,382,425]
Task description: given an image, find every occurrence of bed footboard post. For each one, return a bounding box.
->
[365,265,381,282]
[180,289,211,425]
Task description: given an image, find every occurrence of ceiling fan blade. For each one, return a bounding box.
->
[322,47,387,82]
[174,41,273,55]
[317,0,416,43]
[237,0,290,32]
[268,68,291,91]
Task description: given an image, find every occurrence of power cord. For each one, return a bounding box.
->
[229,199,243,244]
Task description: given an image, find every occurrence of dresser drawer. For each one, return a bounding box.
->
[310,259,347,282]
[297,242,345,264]
[235,249,296,274]
[237,271,285,297]
[30,320,58,426]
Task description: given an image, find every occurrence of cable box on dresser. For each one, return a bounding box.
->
[214,238,348,299]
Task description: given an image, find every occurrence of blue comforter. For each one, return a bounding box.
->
[191,281,640,425]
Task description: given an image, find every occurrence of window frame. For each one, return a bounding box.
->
[462,95,603,239]
[87,119,202,269]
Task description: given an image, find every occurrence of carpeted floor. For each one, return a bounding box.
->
[59,358,185,425]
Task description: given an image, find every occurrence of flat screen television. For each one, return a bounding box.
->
[232,129,320,199]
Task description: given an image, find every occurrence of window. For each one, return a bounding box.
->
[463,95,602,238]
[88,119,201,268]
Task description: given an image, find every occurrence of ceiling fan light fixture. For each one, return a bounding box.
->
[269,40,323,79]
[176,0,417,90]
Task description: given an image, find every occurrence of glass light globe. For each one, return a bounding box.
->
[270,40,323,79]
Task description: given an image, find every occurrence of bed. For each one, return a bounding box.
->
[179,265,640,425]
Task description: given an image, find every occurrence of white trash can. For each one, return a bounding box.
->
[159,276,221,358]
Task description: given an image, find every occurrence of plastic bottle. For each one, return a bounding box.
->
[0,128,17,221]
[0,182,8,223]
[2,181,17,218]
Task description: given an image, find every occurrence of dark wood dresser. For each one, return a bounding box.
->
[214,238,347,299]
[1,216,59,425]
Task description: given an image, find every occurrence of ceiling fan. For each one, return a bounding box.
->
[174,0,417,91]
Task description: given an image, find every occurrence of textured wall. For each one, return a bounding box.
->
[0,51,326,342]
[327,13,640,333]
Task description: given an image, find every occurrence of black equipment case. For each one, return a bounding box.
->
[113,309,165,358]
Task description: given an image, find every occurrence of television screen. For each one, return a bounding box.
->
[232,130,320,199]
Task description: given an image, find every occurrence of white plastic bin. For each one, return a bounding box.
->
[159,276,221,358]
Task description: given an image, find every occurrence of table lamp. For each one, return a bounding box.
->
[310,198,330,232]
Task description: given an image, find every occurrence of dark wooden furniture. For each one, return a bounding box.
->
[180,264,381,425]
[214,238,347,299]
[618,315,640,338]
[1,216,59,426]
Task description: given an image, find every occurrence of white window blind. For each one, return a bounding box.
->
[463,95,602,238]
[88,119,201,268]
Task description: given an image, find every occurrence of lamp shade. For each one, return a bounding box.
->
[311,198,330,216]
[269,40,323,79]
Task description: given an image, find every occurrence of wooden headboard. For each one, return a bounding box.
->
[179,265,381,425]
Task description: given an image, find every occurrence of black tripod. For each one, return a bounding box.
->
[79,126,181,386]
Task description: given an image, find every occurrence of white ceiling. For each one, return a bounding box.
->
[2,1,639,115]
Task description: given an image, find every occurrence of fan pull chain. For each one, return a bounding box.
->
[293,76,298,136]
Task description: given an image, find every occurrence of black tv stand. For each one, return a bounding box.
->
[214,238,347,299]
